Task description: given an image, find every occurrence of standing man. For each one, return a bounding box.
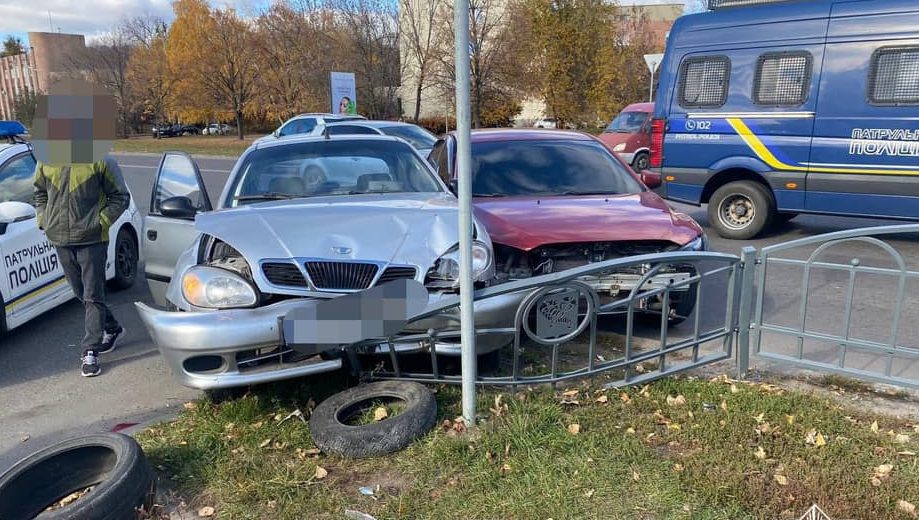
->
[31,78,129,377]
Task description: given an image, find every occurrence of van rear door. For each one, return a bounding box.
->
[805,0,919,219]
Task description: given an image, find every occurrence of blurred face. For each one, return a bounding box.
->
[339,97,350,114]
[30,77,115,164]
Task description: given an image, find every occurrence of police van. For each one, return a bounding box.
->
[0,122,142,332]
[652,0,919,239]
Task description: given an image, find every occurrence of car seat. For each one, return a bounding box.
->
[268,176,307,197]
[355,173,393,192]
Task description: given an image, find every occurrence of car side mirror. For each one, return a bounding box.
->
[448,179,458,194]
[160,196,198,219]
[640,170,662,189]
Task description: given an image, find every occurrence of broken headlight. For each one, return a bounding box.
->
[425,241,493,289]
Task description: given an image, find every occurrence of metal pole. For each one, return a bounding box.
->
[736,246,758,379]
[454,0,476,425]
[649,69,654,102]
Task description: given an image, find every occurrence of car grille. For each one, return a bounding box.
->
[305,261,379,290]
[377,266,417,284]
[262,262,308,287]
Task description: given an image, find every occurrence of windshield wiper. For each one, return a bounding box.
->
[558,191,617,196]
[472,193,506,197]
[234,192,295,201]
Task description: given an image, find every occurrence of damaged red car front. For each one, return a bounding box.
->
[427,129,706,323]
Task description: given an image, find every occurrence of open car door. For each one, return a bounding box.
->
[143,152,211,307]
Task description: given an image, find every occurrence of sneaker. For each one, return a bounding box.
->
[81,350,101,378]
[98,326,124,355]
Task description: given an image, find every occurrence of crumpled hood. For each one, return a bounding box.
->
[195,193,463,269]
[473,191,702,251]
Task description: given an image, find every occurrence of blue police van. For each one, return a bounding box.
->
[652,0,919,239]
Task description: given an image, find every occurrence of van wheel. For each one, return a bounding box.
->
[632,152,650,172]
[708,181,775,240]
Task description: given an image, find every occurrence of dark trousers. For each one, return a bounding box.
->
[57,242,120,351]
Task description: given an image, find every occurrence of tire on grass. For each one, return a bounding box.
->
[309,381,437,458]
[0,433,156,520]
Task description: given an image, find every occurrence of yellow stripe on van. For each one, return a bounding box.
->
[726,118,919,177]
[5,278,69,312]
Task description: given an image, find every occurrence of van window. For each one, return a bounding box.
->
[678,56,730,109]
[754,52,812,106]
[869,46,919,105]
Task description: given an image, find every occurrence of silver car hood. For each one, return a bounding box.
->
[196,192,463,268]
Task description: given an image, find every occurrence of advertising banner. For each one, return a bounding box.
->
[330,72,357,115]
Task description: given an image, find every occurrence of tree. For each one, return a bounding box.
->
[127,28,173,128]
[66,31,134,138]
[400,0,446,122]
[2,36,24,57]
[12,87,37,128]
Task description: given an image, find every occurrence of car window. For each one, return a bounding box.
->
[228,139,444,206]
[470,139,643,197]
[605,111,650,133]
[327,125,380,135]
[279,118,316,137]
[154,154,207,213]
[0,153,36,203]
[380,125,437,150]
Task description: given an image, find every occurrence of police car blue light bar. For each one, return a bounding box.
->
[0,121,27,138]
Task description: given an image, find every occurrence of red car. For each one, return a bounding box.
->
[597,102,654,172]
[428,129,706,322]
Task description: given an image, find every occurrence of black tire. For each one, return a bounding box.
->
[632,152,650,172]
[0,433,156,520]
[109,227,138,291]
[707,180,775,240]
[310,381,437,458]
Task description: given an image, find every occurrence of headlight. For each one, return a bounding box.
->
[613,143,626,152]
[679,234,707,252]
[425,241,493,289]
[181,266,258,309]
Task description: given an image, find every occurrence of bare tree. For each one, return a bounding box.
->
[67,31,134,137]
[400,0,445,122]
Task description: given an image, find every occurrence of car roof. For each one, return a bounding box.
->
[325,120,417,129]
[451,128,596,143]
[621,102,654,112]
[252,133,410,151]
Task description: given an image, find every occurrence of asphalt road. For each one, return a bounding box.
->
[2,150,918,469]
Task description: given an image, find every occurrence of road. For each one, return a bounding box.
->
[2,150,918,468]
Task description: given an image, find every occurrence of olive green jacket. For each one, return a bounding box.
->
[32,157,130,246]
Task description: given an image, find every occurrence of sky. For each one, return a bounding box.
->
[0,0,695,45]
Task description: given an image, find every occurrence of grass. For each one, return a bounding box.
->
[137,373,919,519]
[112,135,255,157]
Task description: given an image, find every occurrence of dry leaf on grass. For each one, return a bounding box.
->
[373,407,388,422]
[314,466,328,480]
[666,395,687,407]
[561,389,579,398]
[567,423,581,435]
[584,489,595,498]
[785,415,795,426]
[896,433,911,444]
[183,402,197,410]
[773,474,788,486]
[625,427,636,434]
[871,420,879,434]
[620,392,630,403]
[595,395,609,404]
[258,439,271,449]
[898,451,917,457]
[631,470,641,482]
[197,506,215,517]
[500,463,512,475]
[898,500,917,517]
[754,446,766,460]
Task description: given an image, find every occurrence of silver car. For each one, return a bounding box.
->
[323,121,438,157]
[136,135,517,389]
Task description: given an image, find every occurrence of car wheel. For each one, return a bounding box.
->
[632,152,650,172]
[0,433,156,520]
[707,181,775,240]
[310,381,437,458]
[109,228,138,291]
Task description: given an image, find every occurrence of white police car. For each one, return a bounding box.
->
[0,121,142,332]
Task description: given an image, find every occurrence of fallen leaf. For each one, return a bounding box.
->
[875,464,893,478]
[871,420,879,434]
[197,506,215,517]
[625,427,636,434]
[184,402,197,410]
[224,422,235,430]
[567,423,581,435]
[631,470,641,481]
[252,421,264,429]
[621,392,632,403]
[667,423,682,431]
[584,489,595,498]
[373,407,388,422]
[896,434,911,444]
[314,466,328,480]
[754,446,766,460]
[258,439,271,449]
[596,395,609,404]
[898,500,917,516]
[815,432,827,448]
[773,474,788,486]
[898,451,916,456]
[562,389,579,398]
[500,463,512,475]
[635,364,646,373]
[720,400,728,411]
[666,395,687,407]
[754,413,765,424]
[19,435,29,443]
[730,384,739,394]
[673,463,684,473]
[871,476,883,487]
[639,385,650,397]
[785,415,795,426]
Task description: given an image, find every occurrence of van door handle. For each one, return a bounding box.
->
[147,230,157,241]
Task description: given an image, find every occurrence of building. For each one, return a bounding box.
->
[614,3,684,49]
[0,32,86,121]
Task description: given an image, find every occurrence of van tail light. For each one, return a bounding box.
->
[650,118,666,168]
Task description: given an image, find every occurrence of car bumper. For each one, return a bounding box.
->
[617,151,635,164]
[135,291,523,389]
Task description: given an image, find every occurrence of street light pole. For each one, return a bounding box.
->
[454,0,477,425]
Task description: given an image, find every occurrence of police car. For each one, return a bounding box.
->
[0,121,142,332]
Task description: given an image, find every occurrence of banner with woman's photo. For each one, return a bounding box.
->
[330,72,357,115]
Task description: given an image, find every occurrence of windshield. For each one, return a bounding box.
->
[228,139,444,206]
[380,125,437,150]
[471,139,643,197]
[605,111,650,133]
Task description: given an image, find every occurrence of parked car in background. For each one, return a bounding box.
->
[0,121,142,332]
[428,129,706,323]
[598,102,653,172]
[135,135,520,389]
[323,120,438,156]
[203,124,233,136]
[253,113,367,145]
[533,117,558,129]
[179,125,201,136]
[152,123,181,138]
